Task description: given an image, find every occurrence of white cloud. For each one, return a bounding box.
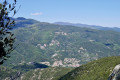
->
[30,12,43,16]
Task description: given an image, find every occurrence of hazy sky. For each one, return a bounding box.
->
[13,0,120,27]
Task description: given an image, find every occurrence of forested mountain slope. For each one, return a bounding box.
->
[59,56,120,80]
[19,67,73,80]
[13,56,120,80]
[4,17,120,67]
[0,66,20,80]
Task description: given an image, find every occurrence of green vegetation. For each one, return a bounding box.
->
[20,67,73,80]
[59,56,120,80]
[0,66,18,80]
[3,17,120,67]
[3,56,119,80]
[1,56,120,80]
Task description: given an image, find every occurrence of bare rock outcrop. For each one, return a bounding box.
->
[108,64,120,80]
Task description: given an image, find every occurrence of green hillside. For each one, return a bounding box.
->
[19,67,73,80]
[3,18,120,67]
[59,56,120,80]
[0,66,19,80]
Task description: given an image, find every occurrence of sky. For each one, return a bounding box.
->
[10,0,120,27]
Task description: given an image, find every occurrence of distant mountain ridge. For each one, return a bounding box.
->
[14,18,120,32]
[54,22,120,32]
[14,17,40,28]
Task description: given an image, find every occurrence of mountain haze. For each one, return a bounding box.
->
[54,22,120,32]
